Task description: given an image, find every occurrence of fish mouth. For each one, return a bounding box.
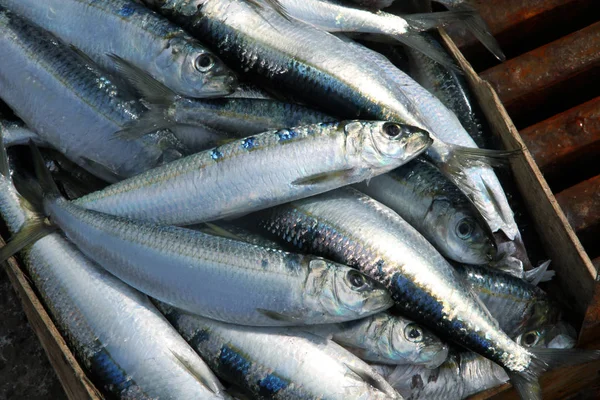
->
[361,292,394,314]
[422,344,449,369]
[199,75,238,98]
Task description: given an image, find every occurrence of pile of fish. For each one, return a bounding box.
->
[0,0,597,399]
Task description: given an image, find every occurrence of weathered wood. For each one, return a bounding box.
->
[520,97,600,178]
[480,22,600,120]
[2,238,102,400]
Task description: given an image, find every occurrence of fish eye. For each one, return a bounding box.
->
[455,218,474,240]
[404,323,424,342]
[382,122,403,138]
[346,270,368,290]
[195,53,215,73]
[520,331,540,347]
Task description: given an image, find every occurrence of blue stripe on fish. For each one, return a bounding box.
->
[118,4,135,17]
[90,348,134,394]
[257,373,289,396]
[242,137,257,150]
[219,345,251,381]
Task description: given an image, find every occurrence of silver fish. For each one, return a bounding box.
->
[454,263,565,337]
[0,137,227,399]
[273,0,467,69]
[0,119,48,147]
[25,144,393,326]
[245,186,599,396]
[74,121,431,226]
[355,158,496,264]
[0,8,184,182]
[157,301,403,399]
[0,0,237,98]
[303,312,449,367]
[143,0,519,249]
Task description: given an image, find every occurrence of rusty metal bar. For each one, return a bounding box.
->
[480,22,600,123]
[519,97,600,178]
[555,175,600,237]
[445,0,582,48]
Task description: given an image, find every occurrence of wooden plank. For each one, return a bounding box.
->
[440,29,597,319]
[520,97,600,176]
[2,238,102,400]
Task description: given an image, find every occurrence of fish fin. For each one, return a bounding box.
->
[524,260,554,286]
[168,349,221,394]
[0,220,57,263]
[343,362,399,398]
[396,32,462,73]
[29,141,61,200]
[468,286,500,327]
[106,53,177,105]
[202,222,245,242]
[451,144,522,168]
[79,157,123,183]
[0,123,10,178]
[244,0,292,21]
[404,10,476,31]
[68,44,98,70]
[291,168,356,186]
[256,308,302,323]
[113,106,172,141]
[509,348,600,399]
[445,2,505,61]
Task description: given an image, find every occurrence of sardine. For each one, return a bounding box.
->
[273,0,470,69]
[303,312,449,367]
[0,8,184,182]
[0,135,227,399]
[244,186,600,396]
[9,144,394,326]
[142,0,519,248]
[355,158,496,264]
[157,301,403,399]
[0,0,237,98]
[454,264,565,337]
[74,121,431,225]
[0,119,48,148]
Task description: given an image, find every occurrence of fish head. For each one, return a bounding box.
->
[516,321,577,349]
[346,121,432,170]
[306,259,393,320]
[157,37,238,97]
[429,202,496,264]
[391,320,449,368]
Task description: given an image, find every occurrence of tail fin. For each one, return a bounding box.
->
[524,260,554,286]
[396,32,462,72]
[450,2,505,61]
[509,348,600,400]
[0,140,58,263]
[107,53,176,140]
[404,10,475,31]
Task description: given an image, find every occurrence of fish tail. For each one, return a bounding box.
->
[106,53,176,141]
[396,32,462,72]
[509,348,600,400]
[404,10,476,32]
[0,136,57,263]
[524,260,554,285]
[448,2,505,61]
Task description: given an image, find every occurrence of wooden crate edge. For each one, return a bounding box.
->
[2,238,103,400]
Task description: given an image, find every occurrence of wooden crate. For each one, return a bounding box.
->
[2,30,599,400]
